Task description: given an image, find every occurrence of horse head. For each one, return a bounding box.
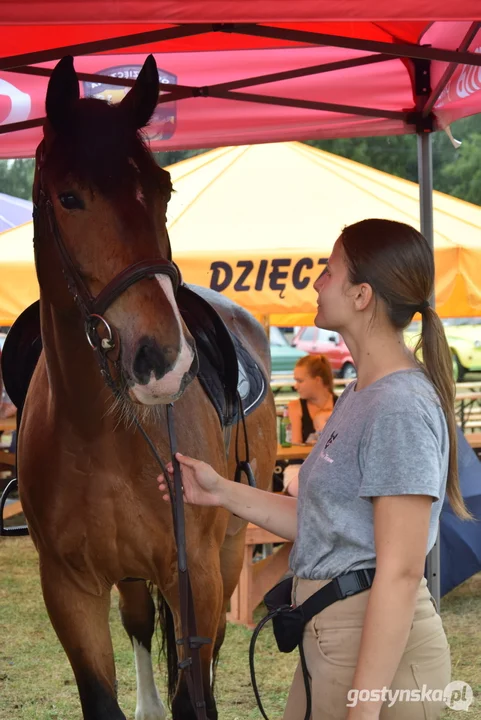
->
[34,55,198,405]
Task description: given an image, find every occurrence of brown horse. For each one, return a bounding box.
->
[17,56,276,720]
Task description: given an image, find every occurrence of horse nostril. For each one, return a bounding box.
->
[132,340,173,384]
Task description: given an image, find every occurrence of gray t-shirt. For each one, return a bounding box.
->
[290,369,449,580]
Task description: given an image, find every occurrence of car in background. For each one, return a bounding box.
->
[269,326,307,374]
[291,327,356,378]
[442,318,481,380]
[404,318,481,381]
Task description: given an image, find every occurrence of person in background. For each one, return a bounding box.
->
[283,354,337,495]
[288,354,337,443]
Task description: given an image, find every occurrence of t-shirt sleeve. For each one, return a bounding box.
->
[358,411,443,501]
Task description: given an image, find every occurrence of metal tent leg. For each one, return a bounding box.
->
[417,131,441,610]
[417,132,434,252]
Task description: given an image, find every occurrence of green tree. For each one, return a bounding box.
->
[0,151,206,201]
[153,149,208,167]
[308,113,481,203]
[437,133,481,204]
[0,159,35,200]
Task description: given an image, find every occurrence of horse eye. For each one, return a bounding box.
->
[58,193,84,210]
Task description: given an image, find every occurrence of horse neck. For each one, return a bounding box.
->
[40,297,114,427]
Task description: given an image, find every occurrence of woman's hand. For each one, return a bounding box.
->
[157,453,225,507]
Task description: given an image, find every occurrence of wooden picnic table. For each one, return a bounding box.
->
[0,415,16,471]
[456,392,481,431]
[455,392,481,401]
[456,381,481,391]
[466,432,481,451]
[0,416,16,433]
[276,443,312,461]
[227,523,293,629]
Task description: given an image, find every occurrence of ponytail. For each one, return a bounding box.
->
[416,309,470,519]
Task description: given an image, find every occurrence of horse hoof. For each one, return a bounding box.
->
[135,703,167,720]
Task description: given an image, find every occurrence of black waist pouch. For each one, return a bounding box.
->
[263,568,376,653]
[263,576,303,653]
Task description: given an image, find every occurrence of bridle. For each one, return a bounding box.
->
[33,147,210,720]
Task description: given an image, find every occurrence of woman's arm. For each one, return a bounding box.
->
[283,464,300,497]
[347,494,433,719]
[159,454,298,541]
[288,400,303,444]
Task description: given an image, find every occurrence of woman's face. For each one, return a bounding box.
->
[313,238,353,331]
[293,366,324,399]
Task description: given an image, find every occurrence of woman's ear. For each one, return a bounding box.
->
[353,282,373,312]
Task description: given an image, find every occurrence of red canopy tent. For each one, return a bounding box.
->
[1,6,481,157]
[2,3,481,603]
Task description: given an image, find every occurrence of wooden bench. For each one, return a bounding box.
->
[227,523,293,629]
[466,432,481,456]
[3,499,22,519]
[0,450,15,467]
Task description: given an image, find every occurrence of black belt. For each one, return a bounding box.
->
[250,567,376,720]
[299,567,376,626]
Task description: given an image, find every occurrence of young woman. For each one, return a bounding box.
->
[158,219,467,720]
[289,354,337,444]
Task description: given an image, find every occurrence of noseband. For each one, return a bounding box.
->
[33,159,210,720]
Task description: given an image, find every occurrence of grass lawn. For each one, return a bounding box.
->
[0,537,479,719]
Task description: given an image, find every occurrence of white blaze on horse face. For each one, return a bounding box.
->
[133,638,167,720]
[130,274,194,404]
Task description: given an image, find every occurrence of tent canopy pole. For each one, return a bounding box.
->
[418,130,441,609]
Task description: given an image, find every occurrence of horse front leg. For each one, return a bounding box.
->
[166,557,224,720]
[39,556,125,720]
[215,526,248,656]
[117,579,167,720]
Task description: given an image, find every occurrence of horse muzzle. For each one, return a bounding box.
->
[127,342,198,405]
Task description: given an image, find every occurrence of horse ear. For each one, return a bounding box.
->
[120,54,159,129]
[45,56,79,132]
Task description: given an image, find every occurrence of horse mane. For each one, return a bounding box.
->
[45,97,172,199]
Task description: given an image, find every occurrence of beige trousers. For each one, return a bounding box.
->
[283,576,451,720]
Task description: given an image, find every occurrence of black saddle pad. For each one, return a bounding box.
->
[177,285,267,426]
[1,289,267,429]
[2,301,42,425]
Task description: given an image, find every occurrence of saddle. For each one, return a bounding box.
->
[1,284,267,431]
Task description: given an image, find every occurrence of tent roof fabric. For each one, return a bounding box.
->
[166,142,481,256]
[1,142,479,326]
[1,7,481,156]
[2,3,481,25]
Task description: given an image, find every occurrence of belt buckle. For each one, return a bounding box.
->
[333,570,372,599]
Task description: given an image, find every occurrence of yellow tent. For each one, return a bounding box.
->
[1,141,480,327]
